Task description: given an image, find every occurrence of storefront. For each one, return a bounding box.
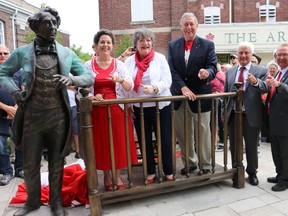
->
[197,22,288,66]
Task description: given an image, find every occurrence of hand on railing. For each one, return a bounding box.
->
[89,94,104,101]
[181,86,196,101]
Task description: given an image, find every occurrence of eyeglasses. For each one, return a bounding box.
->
[230,56,236,60]
[276,53,288,58]
[0,52,9,56]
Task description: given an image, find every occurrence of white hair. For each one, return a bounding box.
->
[237,41,255,54]
[180,12,198,25]
[266,60,279,70]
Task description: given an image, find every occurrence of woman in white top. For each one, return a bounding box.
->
[125,27,173,183]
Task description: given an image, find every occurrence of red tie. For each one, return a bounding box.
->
[267,71,282,113]
[238,67,245,89]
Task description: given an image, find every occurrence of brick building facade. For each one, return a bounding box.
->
[98,0,288,65]
[0,0,70,52]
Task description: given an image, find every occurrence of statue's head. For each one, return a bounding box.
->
[28,6,61,43]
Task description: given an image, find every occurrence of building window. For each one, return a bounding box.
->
[0,21,4,45]
[131,0,153,22]
[204,6,220,24]
[259,5,276,22]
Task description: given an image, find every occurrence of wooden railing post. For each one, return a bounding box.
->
[232,83,245,188]
[77,90,102,216]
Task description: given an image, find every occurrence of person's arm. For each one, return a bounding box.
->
[168,42,197,100]
[112,60,133,91]
[202,41,217,82]
[117,47,136,62]
[151,53,171,95]
[167,42,186,93]
[0,102,17,119]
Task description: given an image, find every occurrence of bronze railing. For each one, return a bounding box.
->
[76,87,244,216]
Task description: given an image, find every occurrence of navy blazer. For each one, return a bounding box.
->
[168,36,217,112]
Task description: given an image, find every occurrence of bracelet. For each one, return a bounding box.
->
[121,54,125,58]
[152,85,158,94]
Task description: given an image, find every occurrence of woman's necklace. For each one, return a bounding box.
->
[96,57,112,69]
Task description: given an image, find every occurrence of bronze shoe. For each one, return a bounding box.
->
[13,204,40,216]
[51,202,67,216]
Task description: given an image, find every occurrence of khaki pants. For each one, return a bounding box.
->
[175,103,212,170]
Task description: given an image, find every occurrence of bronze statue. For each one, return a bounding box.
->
[0,7,93,216]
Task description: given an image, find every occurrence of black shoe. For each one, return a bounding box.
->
[271,182,288,192]
[0,174,14,186]
[13,204,40,216]
[180,166,197,175]
[75,152,81,159]
[202,169,211,174]
[15,170,25,179]
[267,176,278,184]
[248,174,259,186]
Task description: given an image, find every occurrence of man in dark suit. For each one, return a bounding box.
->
[224,41,268,186]
[0,45,24,187]
[265,43,288,191]
[168,12,217,174]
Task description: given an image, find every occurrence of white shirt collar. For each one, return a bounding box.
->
[238,62,252,71]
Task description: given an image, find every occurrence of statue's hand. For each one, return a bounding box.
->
[12,91,26,110]
[53,74,73,89]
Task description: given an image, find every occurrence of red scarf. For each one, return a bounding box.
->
[184,41,193,51]
[134,49,155,92]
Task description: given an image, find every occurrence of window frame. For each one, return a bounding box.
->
[0,21,5,45]
[131,0,154,23]
[259,4,276,22]
[204,6,221,24]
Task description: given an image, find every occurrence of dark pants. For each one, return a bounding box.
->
[134,105,172,175]
[0,135,13,175]
[14,148,23,173]
[22,106,67,208]
[270,135,288,185]
[228,111,260,175]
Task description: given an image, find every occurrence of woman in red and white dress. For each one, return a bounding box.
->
[85,29,138,190]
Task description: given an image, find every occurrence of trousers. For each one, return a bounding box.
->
[22,106,67,208]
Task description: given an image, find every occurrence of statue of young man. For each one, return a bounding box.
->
[0,7,93,216]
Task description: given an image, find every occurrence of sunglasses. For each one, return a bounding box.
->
[0,52,9,56]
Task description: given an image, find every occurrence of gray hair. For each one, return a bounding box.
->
[133,27,155,47]
[237,41,255,54]
[180,12,198,25]
[266,60,279,70]
[276,43,288,54]
[0,44,10,53]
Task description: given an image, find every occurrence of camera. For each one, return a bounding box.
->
[131,47,136,52]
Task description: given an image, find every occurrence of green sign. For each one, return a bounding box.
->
[216,53,229,64]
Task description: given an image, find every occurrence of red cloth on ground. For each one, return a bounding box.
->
[9,163,88,207]
[91,59,138,170]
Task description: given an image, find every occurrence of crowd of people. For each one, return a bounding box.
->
[0,7,288,216]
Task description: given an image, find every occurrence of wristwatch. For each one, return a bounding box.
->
[152,85,158,94]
